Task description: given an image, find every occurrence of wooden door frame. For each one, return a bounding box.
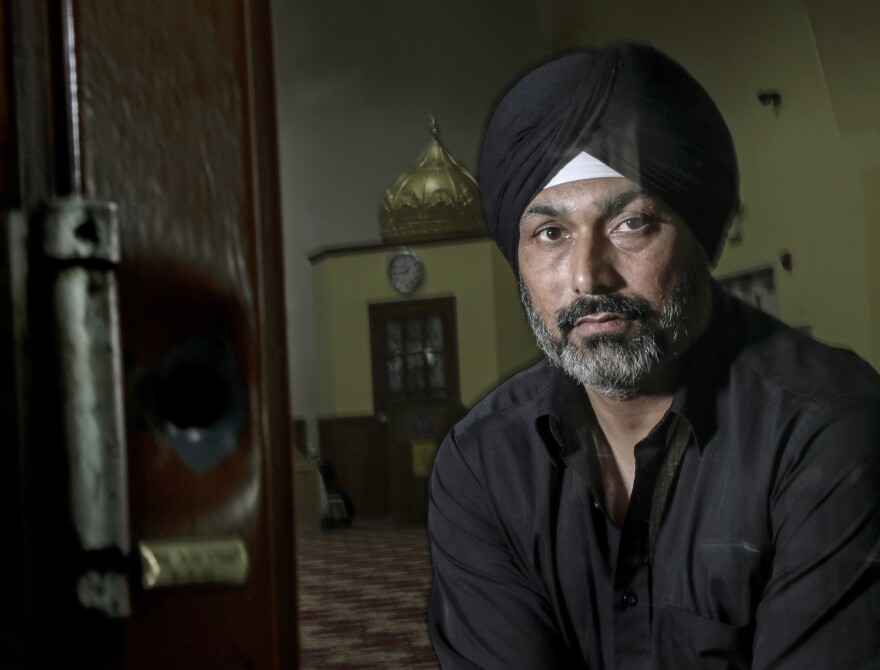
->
[1,1,296,667]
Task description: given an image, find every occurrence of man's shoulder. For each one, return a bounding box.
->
[432,358,560,489]
[728,297,880,407]
[453,357,560,436]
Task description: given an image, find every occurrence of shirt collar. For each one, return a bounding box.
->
[669,280,735,453]
[546,372,602,492]
[546,364,692,502]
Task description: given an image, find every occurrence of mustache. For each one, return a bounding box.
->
[556,293,653,333]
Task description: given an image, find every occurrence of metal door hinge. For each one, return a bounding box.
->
[41,197,131,617]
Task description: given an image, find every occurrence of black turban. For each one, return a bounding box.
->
[479,44,739,273]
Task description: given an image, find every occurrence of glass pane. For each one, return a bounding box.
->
[427,351,445,390]
[385,319,402,354]
[404,317,422,352]
[407,352,425,391]
[425,314,444,351]
[387,355,403,393]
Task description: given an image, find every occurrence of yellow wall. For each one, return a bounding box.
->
[312,238,538,416]
[550,0,880,364]
[492,247,543,385]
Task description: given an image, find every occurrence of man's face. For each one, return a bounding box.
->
[517,177,712,399]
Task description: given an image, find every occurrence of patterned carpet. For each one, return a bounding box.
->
[296,518,439,669]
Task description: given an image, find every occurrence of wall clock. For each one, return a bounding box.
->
[387,248,424,294]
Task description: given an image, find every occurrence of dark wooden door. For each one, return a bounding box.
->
[369,297,464,524]
[0,1,295,668]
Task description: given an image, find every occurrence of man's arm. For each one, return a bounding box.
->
[427,429,579,669]
[752,398,880,668]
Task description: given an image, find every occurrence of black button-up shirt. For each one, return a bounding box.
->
[428,286,880,669]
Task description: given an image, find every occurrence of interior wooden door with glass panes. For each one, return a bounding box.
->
[369,297,463,523]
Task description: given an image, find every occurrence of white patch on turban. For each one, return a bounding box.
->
[544,151,623,188]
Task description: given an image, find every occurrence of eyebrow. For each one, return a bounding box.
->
[519,202,569,225]
[603,188,650,213]
[519,188,650,229]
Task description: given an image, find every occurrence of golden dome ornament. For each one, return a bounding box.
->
[379,118,485,243]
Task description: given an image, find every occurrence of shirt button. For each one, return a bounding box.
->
[592,499,601,510]
[621,591,638,608]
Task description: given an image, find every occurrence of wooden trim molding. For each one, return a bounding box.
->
[308,231,490,264]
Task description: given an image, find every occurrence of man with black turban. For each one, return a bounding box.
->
[427,44,880,669]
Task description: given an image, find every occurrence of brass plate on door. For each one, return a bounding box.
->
[411,439,438,477]
[138,538,249,589]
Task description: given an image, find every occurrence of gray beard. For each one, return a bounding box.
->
[520,269,702,400]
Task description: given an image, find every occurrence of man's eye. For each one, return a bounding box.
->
[615,215,652,233]
[536,226,563,241]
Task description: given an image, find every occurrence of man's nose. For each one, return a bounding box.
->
[570,234,622,295]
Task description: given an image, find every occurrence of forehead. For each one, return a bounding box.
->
[520,177,654,223]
